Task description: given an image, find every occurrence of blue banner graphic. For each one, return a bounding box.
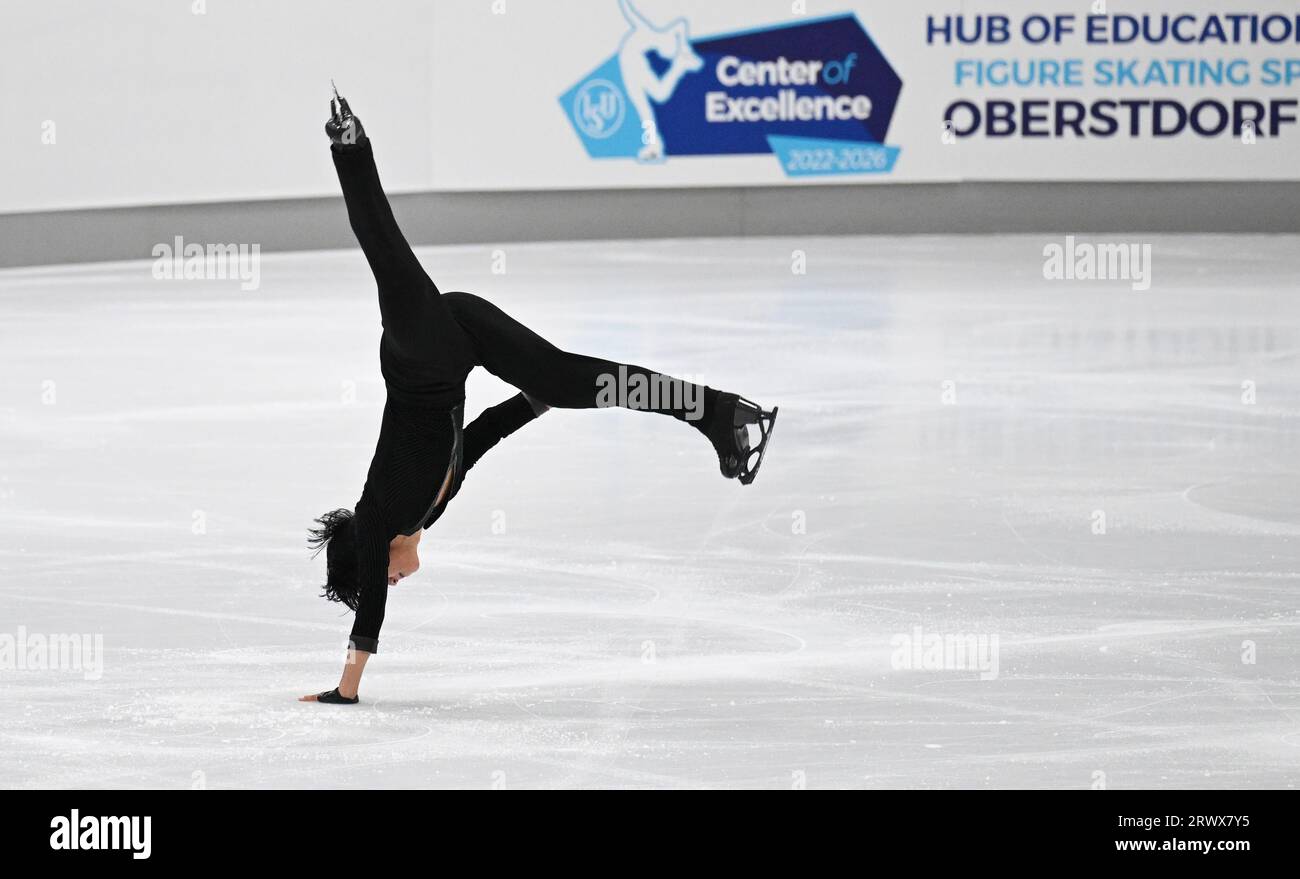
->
[560,6,903,176]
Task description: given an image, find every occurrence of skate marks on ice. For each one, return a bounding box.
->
[1,236,1299,788]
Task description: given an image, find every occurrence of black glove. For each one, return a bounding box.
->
[315,687,359,705]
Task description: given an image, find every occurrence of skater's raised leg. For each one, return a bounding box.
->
[328,95,474,385]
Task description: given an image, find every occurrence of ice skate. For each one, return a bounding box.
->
[707,392,778,485]
[325,82,366,146]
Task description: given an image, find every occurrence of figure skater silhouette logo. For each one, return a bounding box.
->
[615,0,703,162]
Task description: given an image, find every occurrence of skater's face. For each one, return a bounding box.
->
[387,539,420,586]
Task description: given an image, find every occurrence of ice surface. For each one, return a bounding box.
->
[1,235,1297,789]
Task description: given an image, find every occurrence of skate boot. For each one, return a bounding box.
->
[325,81,367,146]
[706,392,778,485]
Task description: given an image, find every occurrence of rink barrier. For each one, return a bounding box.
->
[2,180,1299,268]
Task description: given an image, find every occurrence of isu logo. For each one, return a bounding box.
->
[573,79,625,139]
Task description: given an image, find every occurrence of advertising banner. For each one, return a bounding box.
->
[429,0,1300,188]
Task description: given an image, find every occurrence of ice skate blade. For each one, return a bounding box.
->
[738,406,777,485]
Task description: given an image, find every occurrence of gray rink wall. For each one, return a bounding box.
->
[3,181,1298,269]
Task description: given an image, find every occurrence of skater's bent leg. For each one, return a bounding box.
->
[445,290,775,485]
[443,291,716,426]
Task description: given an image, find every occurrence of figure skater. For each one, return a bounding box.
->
[301,91,776,704]
[616,0,704,162]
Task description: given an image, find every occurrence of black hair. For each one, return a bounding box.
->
[308,508,360,610]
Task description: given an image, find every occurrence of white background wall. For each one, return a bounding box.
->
[2,0,437,213]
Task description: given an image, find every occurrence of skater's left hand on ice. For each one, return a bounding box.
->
[300,646,370,703]
[300,687,359,705]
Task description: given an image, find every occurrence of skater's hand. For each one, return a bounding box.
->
[300,686,358,704]
[301,648,370,703]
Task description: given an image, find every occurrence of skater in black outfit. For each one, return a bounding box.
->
[302,90,776,704]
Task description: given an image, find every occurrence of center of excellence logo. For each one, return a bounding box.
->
[559,1,903,176]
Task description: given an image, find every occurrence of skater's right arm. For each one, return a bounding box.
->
[302,505,387,702]
[348,503,390,656]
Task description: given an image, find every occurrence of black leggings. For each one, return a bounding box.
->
[334,140,711,422]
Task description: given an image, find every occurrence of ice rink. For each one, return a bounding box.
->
[1,235,1297,789]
